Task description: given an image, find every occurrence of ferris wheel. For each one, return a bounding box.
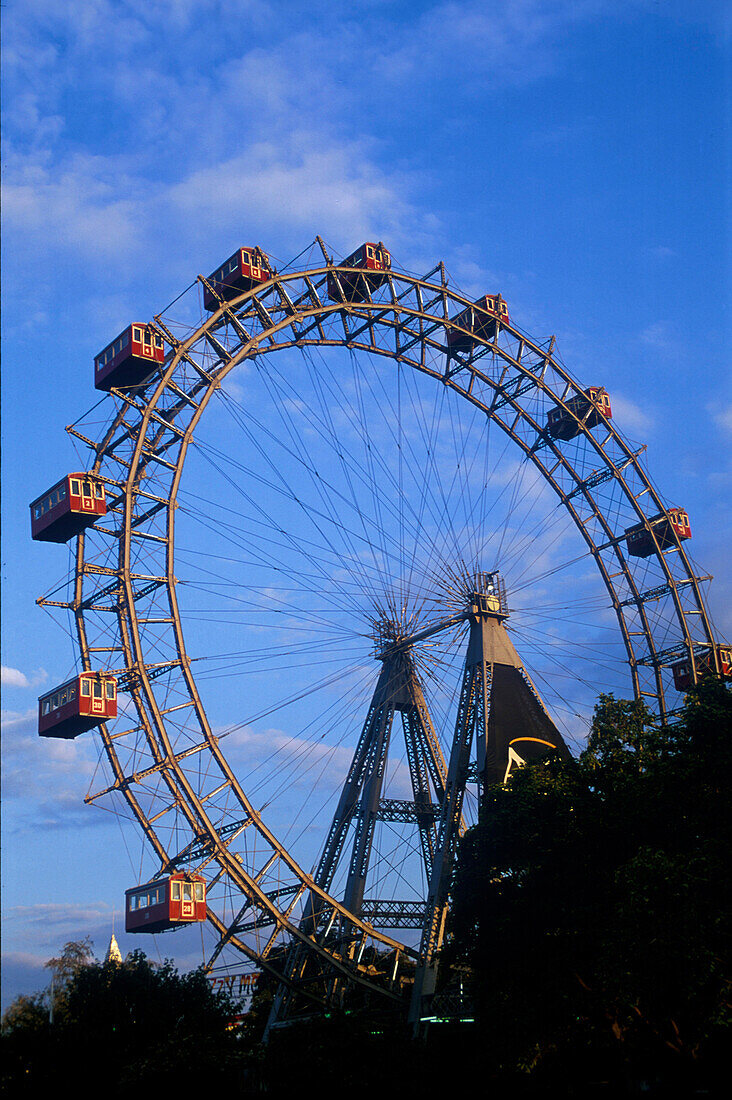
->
[33,235,726,1028]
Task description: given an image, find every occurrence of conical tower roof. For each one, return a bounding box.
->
[469,612,572,784]
[104,933,122,964]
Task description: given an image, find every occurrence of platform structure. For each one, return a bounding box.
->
[266,571,570,1032]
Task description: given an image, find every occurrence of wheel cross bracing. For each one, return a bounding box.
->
[40,237,719,1026]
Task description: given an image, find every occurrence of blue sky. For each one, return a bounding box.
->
[2,0,730,1010]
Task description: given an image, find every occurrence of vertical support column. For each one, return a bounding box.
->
[341,694,394,916]
[408,614,490,1028]
[306,653,406,920]
[402,675,448,884]
[266,647,414,1032]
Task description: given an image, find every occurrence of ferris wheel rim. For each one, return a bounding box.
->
[56,246,717,996]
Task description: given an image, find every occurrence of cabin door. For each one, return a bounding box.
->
[81,480,94,511]
[91,679,104,715]
[181,882,194,918]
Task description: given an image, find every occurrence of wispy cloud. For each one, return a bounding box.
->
[1,0,631,289]
[380,0,611,91]
[645,245,677,259]
[609,392,654,434]
[2,666,47,689]
[224,721,413,799]
[709,401,732,435]
[167,142,415,252]
[639,320,676,355]
[5,902,114,937]
[1,709,102,827]
[1,707,37,734]
[2,902,115,1007]
[3,156,145,264]
[225,724,361,792]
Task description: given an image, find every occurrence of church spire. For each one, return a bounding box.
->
[105,932,122,964]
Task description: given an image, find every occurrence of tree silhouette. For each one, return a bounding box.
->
[446,680,732,1093]
[2,946,246,1096]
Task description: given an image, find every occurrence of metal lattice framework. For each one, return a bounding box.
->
[39,236,721,1023]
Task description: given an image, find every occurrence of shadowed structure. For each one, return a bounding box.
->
[266,572,571,1032]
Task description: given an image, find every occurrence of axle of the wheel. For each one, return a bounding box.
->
[377,595,507,660]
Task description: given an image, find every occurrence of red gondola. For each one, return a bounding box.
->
[38,672,118,739]
[94,323,165,392]
[30,473,107,543]
[625,508,691,558]
[125,872,207,933]
[672,644,732,691]
[446,295,510,353]
[203,247,272,311]
[327,242,391,303]
[547,387,612,440]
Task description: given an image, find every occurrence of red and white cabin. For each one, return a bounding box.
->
[547,387,612,440]
[203,247,272,311]
[625,508,692,558]
[30,473,107,543]
[446,295,510,353]
[94,323,165,392]
[672,645,732,692]
[327,242,391,303]
[125,873,207,933]
[38,672,118,739]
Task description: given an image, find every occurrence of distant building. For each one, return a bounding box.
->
[105,933,122,965]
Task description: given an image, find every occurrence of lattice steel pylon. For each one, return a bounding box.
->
[407,573,570,1027]
[36,235,723,1031]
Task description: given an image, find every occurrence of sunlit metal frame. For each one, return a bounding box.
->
[39,236,720,1018]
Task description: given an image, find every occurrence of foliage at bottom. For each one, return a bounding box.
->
[444,679,731,1094]
[1,946,246,1096]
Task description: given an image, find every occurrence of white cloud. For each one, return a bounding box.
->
[2,88,420,289]
[224,724,357,788]
[1,0,629,287]
[710,402,732,435]
[1,709,99,824]
[2,155,145,264]
[5,902,113,935]
[639,321,675,354]
[2,903,116,984]
[2,666,48,689]
[167,142,415,251]
[222,719,413,799]
[1,707,37,733]
[381,0,609,88]
[608,392,654,434]
[2,667,31,688]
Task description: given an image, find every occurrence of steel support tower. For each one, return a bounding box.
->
[267,571,570,1032]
